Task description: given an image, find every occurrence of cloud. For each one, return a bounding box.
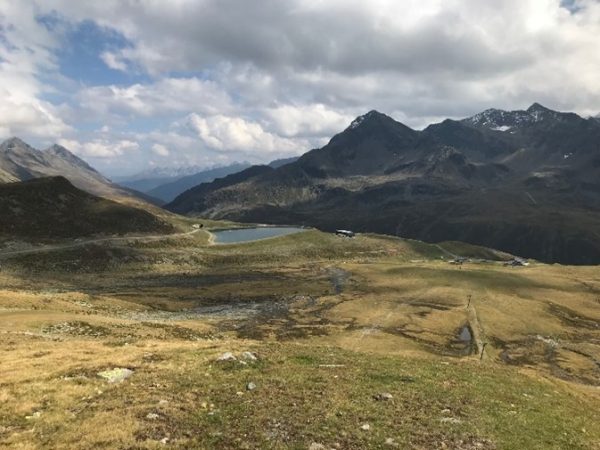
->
[187,114,306,155]
[58,138,139,158]
[264,104,353,138]
[0,1,70,139]
[151,143,170,156]
[4,0,600,174]
[100,51,128,71]
[77,77,233,118]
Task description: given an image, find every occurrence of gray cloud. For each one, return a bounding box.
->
[2,0,600,175]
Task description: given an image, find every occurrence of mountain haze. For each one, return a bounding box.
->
[147,162,252,202]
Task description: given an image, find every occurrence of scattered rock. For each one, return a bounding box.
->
[385,437,399,447]
[97,368,134,383]
[246,382,257,391]
[360,423,371,431]
[25,411,42,420]
[146,413,160,420]
[160,437,169,444]
[373,392,393,401]
[216,352,236,362]
[159,399,169,405]
[309,443,326,450]
[241,351,258,361]
[440,417,462,424]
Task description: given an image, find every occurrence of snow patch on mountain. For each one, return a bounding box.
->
[463,104,561,130]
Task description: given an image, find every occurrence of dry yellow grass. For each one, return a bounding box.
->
[0,225,599,448]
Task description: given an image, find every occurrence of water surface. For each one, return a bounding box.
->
[212,226,305,244]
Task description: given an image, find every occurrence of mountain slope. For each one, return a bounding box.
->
[0,138,156,205]
[0,166,17,183]
[0,177,174,240]
[167,104,600,264]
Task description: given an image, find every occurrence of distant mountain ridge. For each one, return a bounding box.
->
[0,138,155,204]
[167,104,600,264]
[128,156,300,203]
[116,165,221,193]
[147,162,252,202]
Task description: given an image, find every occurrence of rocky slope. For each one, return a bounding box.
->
[0,138,156,204]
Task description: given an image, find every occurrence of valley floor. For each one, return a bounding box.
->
[0,223,599,449]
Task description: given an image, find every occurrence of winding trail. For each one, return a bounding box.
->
[0,229,202,260]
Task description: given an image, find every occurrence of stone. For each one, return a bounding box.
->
[385,437,399,447]
[97,368,133,383]
[246,382,257,391]
[309,444,326,450]
[216,352,236,362]
[440,417,462,424]
[241,351,258,361]
[360,423,371,431]
[146,413,160,420]
[374,392,393,401]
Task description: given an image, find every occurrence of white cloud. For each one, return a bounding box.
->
[151,143,170,156]
[58,138,139,158]
[78,77,233,118]
[100,51,128,71]
[0,1,70,139]
[4,0,600,173]
[187,114,306,156]
[264,104,353,138]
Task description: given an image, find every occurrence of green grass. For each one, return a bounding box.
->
[2,219,599,449]
[121,344,600,449]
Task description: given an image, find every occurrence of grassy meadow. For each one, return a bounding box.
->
[0,220,599,449]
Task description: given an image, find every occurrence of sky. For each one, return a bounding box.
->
[1,0,599,177]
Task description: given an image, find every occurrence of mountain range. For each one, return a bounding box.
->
[0,137,156,204]
[118,157,300,202]
[116,165,225,194]
[167,103,600,264]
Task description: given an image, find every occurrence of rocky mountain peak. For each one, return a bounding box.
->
[347,110,390,130]
[0,137,38,153]
[44,144,100,174]
[527,102,552,113]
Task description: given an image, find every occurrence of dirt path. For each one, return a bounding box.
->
[0,229,203,259]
